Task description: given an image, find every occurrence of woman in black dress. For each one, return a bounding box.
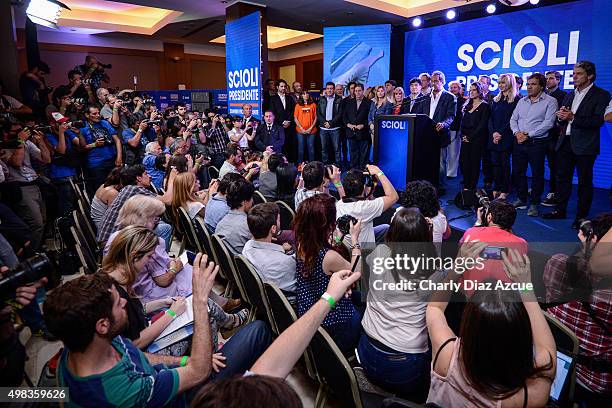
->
[460,82,491,191]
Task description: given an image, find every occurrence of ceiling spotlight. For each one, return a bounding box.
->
[412,17,422,27]
[26,0,71,29]
[486,4,497,14]
[529,0,540,4]
[446,9,457,20]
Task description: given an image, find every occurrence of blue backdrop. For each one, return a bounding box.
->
[225,11,262,118]
[324,24,390,92]
[404,0,612,188]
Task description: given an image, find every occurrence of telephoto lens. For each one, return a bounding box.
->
[0,254,52,302]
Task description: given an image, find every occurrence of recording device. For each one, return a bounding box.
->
[66,120,85,128]
[579,219,593,241]
[99,63,112,69]
[82,79,93,85]
[481,246,508,260]
[186,251,196,265]
[70,97,86,104]
[475,189,491,210]
[363,171,375,189]
[24,125,52,133]
[142,99,154,105]
[144,119,161,126]
[0,254,52,302]
[337,214,358,236]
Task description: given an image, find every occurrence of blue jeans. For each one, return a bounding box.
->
[211,320,272,381]
[325,307,362,355]
[297,133,316,163]
[320,129,341,164]
[357,334,431,398]
[156,221,172,251]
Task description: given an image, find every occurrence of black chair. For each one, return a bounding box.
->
[72,210,99,258]
[309,327,364,408]
[208,166,220,181]
[211,234,247,301]
[70,226,99,273]
[234,255,275,328]
[176,207,204,253]
[76,199,97,236]
[253,190,267,205]
[276,200,295,230]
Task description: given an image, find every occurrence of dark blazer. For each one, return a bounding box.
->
[555,84,610,155]
[450,95,467,131]
[342,97,370,141]
[548,87,568,109]
[316,94,343,128]
[487,96,520,151]
[414,90,456,147]
[254,123,285,153]
[269,94,296,126]
[546,87,567,142]
[461,101,491,143]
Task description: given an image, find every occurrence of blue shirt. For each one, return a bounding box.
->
[510,93,558,140]
[143,154,165,189]
[46,131,78,179]
[204,193,229,233]
[80,120,118,168]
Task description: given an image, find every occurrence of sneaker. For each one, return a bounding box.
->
[541,193,557,207]
[527,205,539,217]
[511,199,528,209]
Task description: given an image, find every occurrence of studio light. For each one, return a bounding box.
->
[486,4,497,14]
[26,0,71,29]
[446,9,457,20]
[529,0,540,4]
[412,17,423,28]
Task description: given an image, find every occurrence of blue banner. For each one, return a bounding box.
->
[324,24,390,91]
[377,118,410,190]
[225,11,262,118]
[404,0,612,188]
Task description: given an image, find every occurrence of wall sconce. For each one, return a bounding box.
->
[171,56,182,63]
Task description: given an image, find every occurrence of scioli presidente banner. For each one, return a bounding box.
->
[404,0,612,188]
[225,11,262,118]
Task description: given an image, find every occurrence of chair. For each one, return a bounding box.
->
[234,255,276,329]
[176,207,204,253]
[70,227,99,273]
[208,166,220,181]
[211,234,247,301]
[253,190,267,205]
[77,199,97,236]
[74,243,98,274]
[72,210,99,259]
[276,200,295,230]
[194,217,218,263]
[544,311,579,405]
[309,327,364,408]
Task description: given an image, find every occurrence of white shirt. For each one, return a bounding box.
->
[279,93,286,109]
[429,90,442,120]
[336,197,384,244]
[242,240,297,293]
[605,99,612,116]
[567,83,594,135]
[228,128,248,148]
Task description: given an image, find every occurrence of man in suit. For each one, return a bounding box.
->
[262,79,276,113]
[542,71,568,206]
[317,81,344,165]
[269,79,296,162]
[241,103,260,139]
[414,71,456,195]
[342,83,370,169]
[448,80,466,178]
[543,61,611,228]
[254,110,285,154]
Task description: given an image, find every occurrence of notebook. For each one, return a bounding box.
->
[148,324,194,354]
[156,294,194,340]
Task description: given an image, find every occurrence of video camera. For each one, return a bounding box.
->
[0,254,52,302]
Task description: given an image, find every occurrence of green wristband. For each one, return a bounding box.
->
[334,182,342,188]
[376,171,384,177]
[166,309,177,318]
[180,356,188,367]
[321,292,335,309]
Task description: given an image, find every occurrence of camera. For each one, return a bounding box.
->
[24,125,52,133]
[82,79,93,85]
[579,219,593,241]
[475,189,490,210]
[337,214,358,236]
[66,120,85,128]
[0,254,52,302]
[142,99,154,105]
[144,119,161,126]
[71,98,86,104]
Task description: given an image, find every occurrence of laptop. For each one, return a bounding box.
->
[549,351,574,407]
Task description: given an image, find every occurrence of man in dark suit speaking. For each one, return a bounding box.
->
[414,70,456,195]
[543,61,611,228]
[254,110,285,153]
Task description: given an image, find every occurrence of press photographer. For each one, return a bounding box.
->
[74,55,111,92]
[543,213,612,406]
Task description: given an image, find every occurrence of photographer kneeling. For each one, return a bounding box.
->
[544,213,612,406]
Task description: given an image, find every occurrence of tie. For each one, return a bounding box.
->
[268,125,272,132]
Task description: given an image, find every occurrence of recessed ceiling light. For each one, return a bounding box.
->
[411,17,422,27]
[446,9,456,20]
[529,0,540,4]
[486,4,497,14]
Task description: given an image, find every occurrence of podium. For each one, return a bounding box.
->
[373,114,440,191]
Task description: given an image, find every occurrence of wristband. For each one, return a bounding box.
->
[321,292,335,309]
[376,171,384,177]
[180,356,188,367]
[166,309,177,318]
[334,182,342,188]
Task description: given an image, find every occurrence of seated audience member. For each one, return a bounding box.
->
[97,164,174,245]
[44,255,271,406]
[163,155,188,189]
[426,250,556,407]
[336,164,398,244]
[219,143,259,181]
[459,199,528,293]
[243,203,297,294]
[294,161,344,209]
[215,176,255,255]
[0,79,32,115]
[294,194,362,354]
[172,172,215,221]
[205,173,242,234]
[107,195,240,312]
[274,162,298,209]
[91,168,121,231]
[253,110,285,153]
[142,141,165,190]
[79,105,122,194]
[360,208,443,398]
[396,180,451,243]
[544,213,612,405]
[258,153,285,200]
[122,115,148,166]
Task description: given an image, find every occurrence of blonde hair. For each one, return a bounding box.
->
[374,85,387,107]
[494,74,519,104]
[101,225,158,289]
[393,87,405,104]
[116,195,165,229]
[171,172,199,226]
